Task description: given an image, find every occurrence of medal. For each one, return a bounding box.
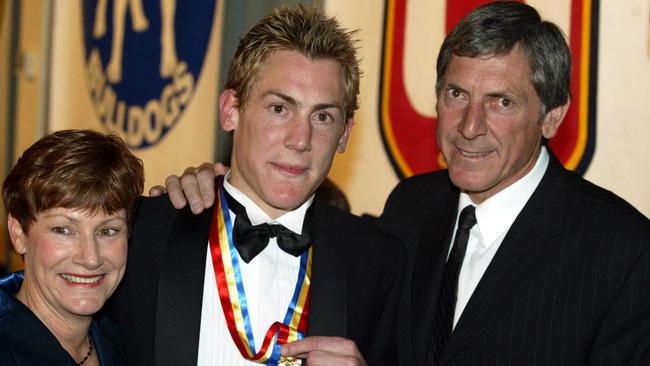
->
[279,357,301,366]
[209,177,312,364]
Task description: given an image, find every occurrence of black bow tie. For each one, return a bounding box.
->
[223,190,312,263]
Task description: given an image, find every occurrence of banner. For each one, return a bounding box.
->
[49,0,224,189]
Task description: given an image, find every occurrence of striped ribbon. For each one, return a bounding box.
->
[209,177,311,364]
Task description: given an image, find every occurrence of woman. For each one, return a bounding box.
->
[0,129,144,365]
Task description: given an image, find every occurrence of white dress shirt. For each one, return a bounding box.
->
[451,147,550,328]
[196,173,313,365]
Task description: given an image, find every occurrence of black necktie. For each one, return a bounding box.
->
[223,190,312,263]
[427,205,477,365]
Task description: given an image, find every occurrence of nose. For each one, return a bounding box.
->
[72,233,103,269]
[458,101,487,139]
[284,117,312,152]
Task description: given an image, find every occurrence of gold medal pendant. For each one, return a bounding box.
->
[279,357,301,366]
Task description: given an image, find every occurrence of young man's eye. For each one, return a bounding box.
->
[272,105,285,113]
[316,113,331,122]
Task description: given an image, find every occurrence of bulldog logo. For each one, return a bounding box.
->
[83,0,216,149]
[379,0,598,177]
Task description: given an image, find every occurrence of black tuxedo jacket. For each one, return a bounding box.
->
[107,191,403,365]
[379,154,650,365]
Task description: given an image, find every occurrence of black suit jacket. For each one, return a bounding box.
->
[379,154,650,365]
[108,191,403,365]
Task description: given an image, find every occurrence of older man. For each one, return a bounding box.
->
[379,2,650,365]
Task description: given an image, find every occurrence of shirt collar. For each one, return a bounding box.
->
[458,146,549,247]
[223,171,314,235]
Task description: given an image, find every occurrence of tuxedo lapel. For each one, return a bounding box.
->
[306,202,347,337]
[154,205,214,365]
[442,157,568,362]
[410,191,458,365]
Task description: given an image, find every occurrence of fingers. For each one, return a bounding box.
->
[194,162,218,209]
[165,175,188,209]
[282,336,361,355]
[162,162,221,214]
[281,337,366,366]
[176,166,207,214]
[148,185,167,197]
[213,162,229,176]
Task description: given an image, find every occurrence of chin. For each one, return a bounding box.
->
[449,170,491,194]
[65,298,106,317]
[268,187,312,209]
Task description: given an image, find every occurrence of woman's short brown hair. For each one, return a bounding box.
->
[2,129,144,232]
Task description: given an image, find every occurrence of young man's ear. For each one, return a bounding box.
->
[541,100,570,139]
[7,215,26,255]
[219,89,240,132]
[336,117,355,153]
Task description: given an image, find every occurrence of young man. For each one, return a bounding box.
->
[168,2,650,365]
[108,6,402,366]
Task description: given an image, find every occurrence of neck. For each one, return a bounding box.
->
[16,279,93,360]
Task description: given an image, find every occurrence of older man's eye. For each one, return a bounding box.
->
[499,97,512,107]
[449,88,462,98]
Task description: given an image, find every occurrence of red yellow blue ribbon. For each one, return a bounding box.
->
[209,177,311,364]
